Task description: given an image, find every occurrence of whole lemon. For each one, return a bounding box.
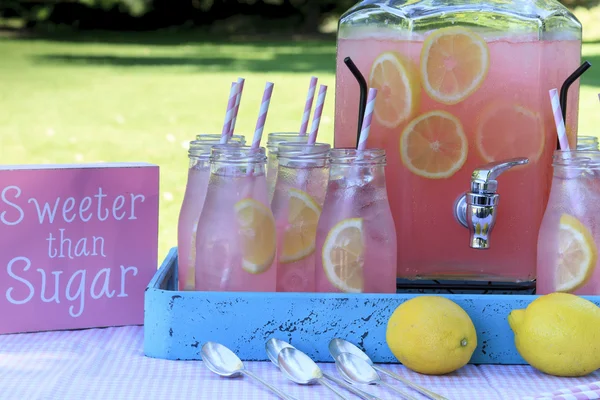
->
[508,292,600,377]
[386,296,477,375]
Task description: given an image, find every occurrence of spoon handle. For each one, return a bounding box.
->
[374,366,449,400]
[323,373,381,400]
[317,377,351,400]
[242,370,298,400]
[379,380,420,400]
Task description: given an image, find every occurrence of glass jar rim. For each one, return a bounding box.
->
[277,142,331,162]
[210,144,267,164]
[195,133,246,142]
[188,140,242,158]
[266,132,310,147]
[553,150,600,169]
[577,135,598,141]
[329,147,386,165]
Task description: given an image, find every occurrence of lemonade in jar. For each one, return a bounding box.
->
[177,134,245,291]
[335,0,582,282]
[194,145,276,292]
[271,142,331,292]
[315,148,397,293]
[266,132,310,203]
[537,151,600,295]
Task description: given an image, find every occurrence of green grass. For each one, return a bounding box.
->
[0,29,599,262]
[0,31,337,260]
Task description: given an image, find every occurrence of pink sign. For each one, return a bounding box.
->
[0,163,159,334]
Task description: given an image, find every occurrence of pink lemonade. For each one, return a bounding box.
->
[335,32,581,281]
[271,143,330,292]
[537,152,600,295]
[177,167,209,290]
[315,149,397,293]
[177,135,245,291]
[266,132,310,204]
[195,146,276,292]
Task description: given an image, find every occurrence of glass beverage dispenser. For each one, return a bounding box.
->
[334,0,582,282]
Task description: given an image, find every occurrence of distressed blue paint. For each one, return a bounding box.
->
[144,248,600,364]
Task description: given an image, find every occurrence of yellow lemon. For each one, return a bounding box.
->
[368,51,420,128]
[279,188,321,263]
[386,296,477,375]
[322,218,364,293]
[508,293,600,377]
[420,26,490,105]
[400,110,468,179]
[234,198,276,274]
[555,214,598,292]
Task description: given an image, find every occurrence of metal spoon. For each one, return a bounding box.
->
[335,352,419,400]
[201,342,297,400]
[265,338,380,400]
[329,338,448,400]
[277,347,350,400]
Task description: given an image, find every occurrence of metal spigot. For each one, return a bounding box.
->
[454,157,529,249]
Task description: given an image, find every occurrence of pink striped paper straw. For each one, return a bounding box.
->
[357,87,378,151]
[229,77,245,138]
[299,76,318,136]
[251,82,274,149]
[549,88,569,150]
[220,81,240,144]
[307,85,327,145]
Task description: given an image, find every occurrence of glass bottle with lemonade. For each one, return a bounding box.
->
[314,148,397,294]
[177,134,245,291]
[537,151,600,295]
[335,0,582,282]
[271,142,331,292]
[194,145,276,292]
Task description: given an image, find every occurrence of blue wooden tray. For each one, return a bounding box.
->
[143,248,600,364]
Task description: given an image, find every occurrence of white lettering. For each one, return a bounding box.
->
[78,197,93,222]
[118,265,138,297]
[28,197,60,224]
[62,197,76,223]
[74,237,90,258]
[65,270,86,318]
[6,257,34,305]
[46,232,58,258]
[92,236,106,257]
[47,230,106,259]
[112,195,126,220]
[95,187,109,221]
[90,268,115,299]
[38,269,62,303]
[58,228,73,259]
[128,193,145,220]
[1,186,25,226]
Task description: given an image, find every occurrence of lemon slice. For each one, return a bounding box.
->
[322,218,364,293]
[368,51,420,128]
[476,102,544,163]
[234,198,276,274]
[420,27,490,105]
[555,214,598,292]
[400,110,467,179]
[279,188,322,263]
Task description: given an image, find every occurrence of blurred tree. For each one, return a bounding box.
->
[1,0,597,32]
[78,0,152,16]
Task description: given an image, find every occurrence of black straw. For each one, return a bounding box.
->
[557,61,592,149]
[344,57,368,148]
